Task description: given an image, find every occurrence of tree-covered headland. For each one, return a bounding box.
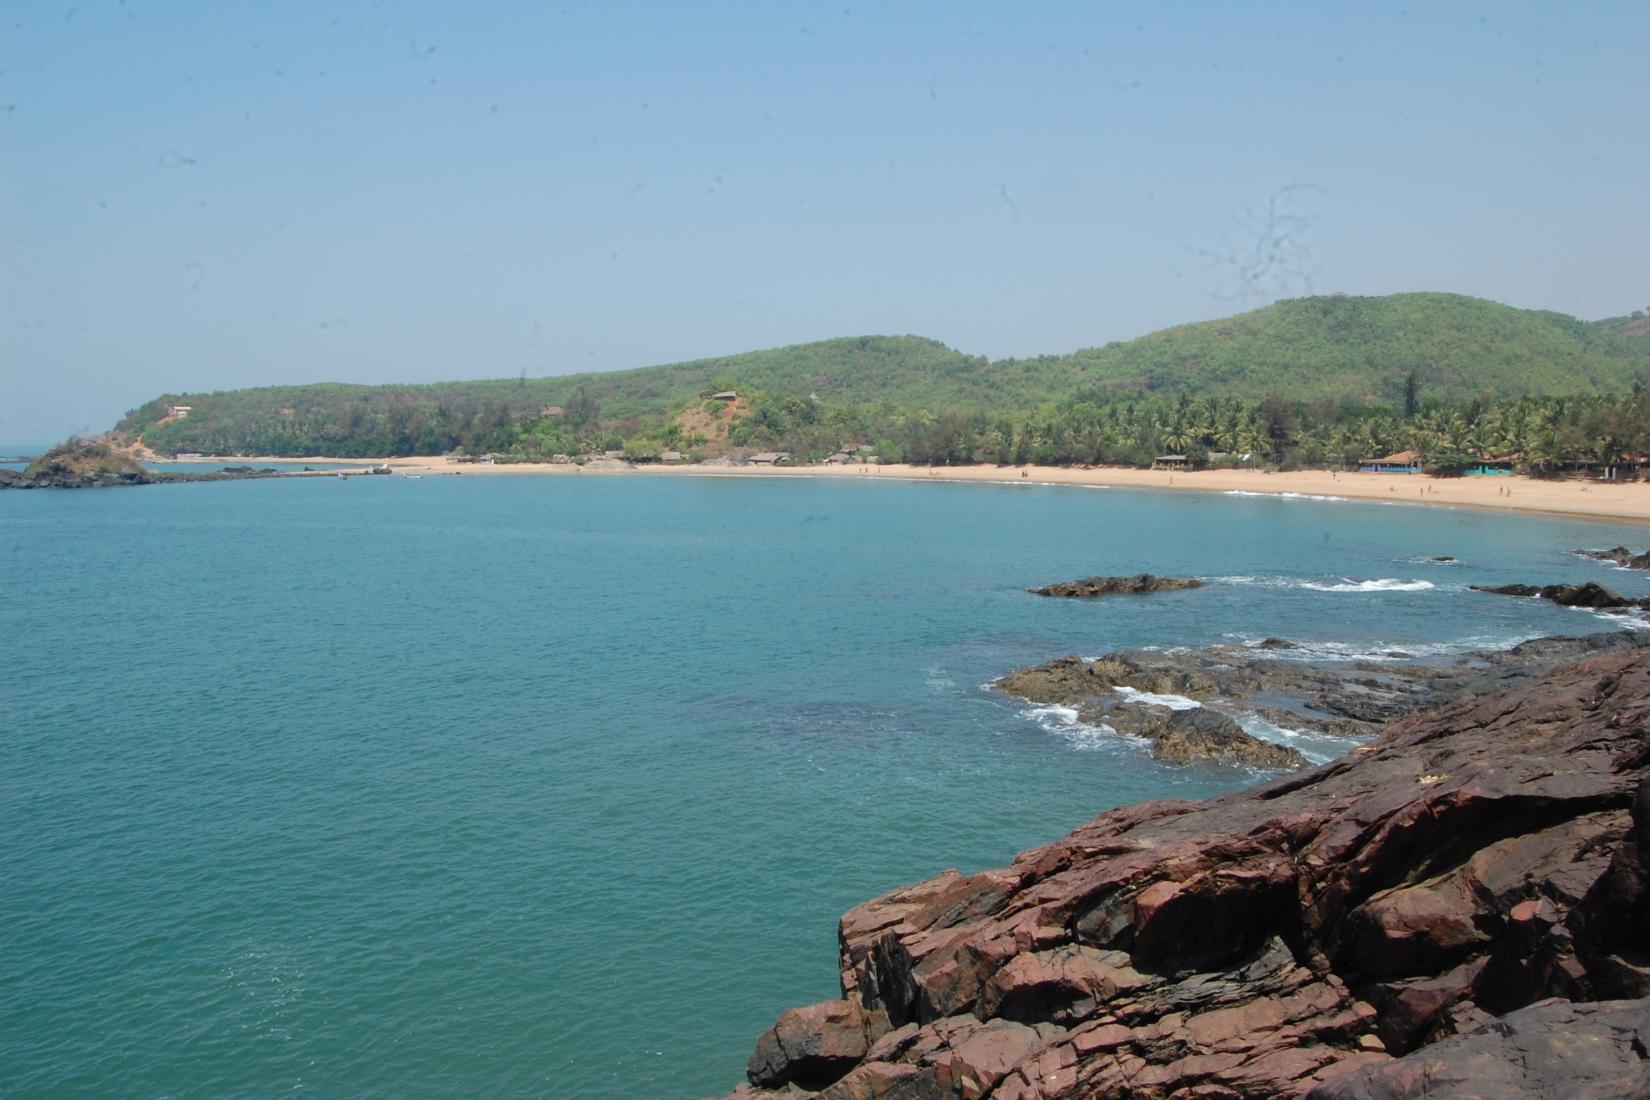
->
[116,292,1650,475]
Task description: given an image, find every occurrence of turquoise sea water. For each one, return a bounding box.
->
[4,474,1648,1098]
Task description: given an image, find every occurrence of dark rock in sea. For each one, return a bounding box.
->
[716,641,1650,1098]
[993,633,1648,767]
[1471,581,1650,611]
[1028,574,1204,599]
[1136,706,1303,769]
[1432,555,1456,563]
[0,440,286,491]
[1578,545,1650,570]
[0,465,155,489]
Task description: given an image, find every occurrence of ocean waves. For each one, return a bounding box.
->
[1020,703,1137,752]
[1221,490,1349,502]
[1212,575,1437,593]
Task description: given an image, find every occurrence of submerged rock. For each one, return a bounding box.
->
[717,642,1650,1098]
[1028,574,1204,598]
[1471,581,1650,610]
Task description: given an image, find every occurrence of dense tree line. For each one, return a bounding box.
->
[687,388,1650,475]
[127,378,1650,477]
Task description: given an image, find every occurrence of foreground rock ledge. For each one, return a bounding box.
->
[717,645,1650,1098]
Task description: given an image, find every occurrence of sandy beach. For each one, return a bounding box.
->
[208,454,1650,524]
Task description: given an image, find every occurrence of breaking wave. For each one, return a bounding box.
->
[1222,490,1350,502]
[1212,575,1436,593]
[1298,578,1436,593]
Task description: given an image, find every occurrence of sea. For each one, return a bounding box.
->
[4,470,1648,1098]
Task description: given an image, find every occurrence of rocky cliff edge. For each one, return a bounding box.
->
[718,643,1650,1098]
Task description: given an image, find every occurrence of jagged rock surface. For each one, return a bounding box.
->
[718,643,1650,1098]
[1305,997,1650,1099]
[1027,575,1204,599]
[993,632,1647,767]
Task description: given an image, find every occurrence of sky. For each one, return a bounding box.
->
[2,1,1646,442]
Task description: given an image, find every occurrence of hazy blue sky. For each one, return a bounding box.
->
[2,1,1646,441]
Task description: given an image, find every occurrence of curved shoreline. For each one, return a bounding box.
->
[183,455,1650,524]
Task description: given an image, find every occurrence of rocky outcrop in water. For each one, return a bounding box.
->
[1577,545,1650,570]
[1028,575,1204,599]
[1471,581,1650,611]
[0,438,156,489]
[0,439,288,490]
[0,464,155,489]
[717,639,1650,1099]
[994,632,1646,767]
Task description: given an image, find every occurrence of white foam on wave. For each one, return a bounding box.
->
[1222,490,1349,502]
[1578,607,1650,631]
[1227,632,1541,663]
[1211,575,1435,593]
[1113,686,1202,710]
[1299,578,1435,593]
[1021,704,1138,752]
[1234,714,1358,766]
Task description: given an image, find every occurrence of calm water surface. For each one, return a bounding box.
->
[3,475,1646,1098]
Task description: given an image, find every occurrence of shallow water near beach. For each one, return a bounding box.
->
[3,475,1647,1098]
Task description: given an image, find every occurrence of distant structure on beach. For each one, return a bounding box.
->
[1362,450,1422,473]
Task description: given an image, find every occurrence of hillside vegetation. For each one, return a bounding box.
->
[116,293,1650,461]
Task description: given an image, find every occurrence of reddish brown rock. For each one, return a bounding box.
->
[717,643,1650,1098]
[747,999,870,1091]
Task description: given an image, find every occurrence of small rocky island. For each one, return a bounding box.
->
[0,439,161,488]
[1472,581,1650,612]
[1577,546,1650,570]
[1028,575,1204,599]
[0,438,371,490]
[718,634,1650,1098]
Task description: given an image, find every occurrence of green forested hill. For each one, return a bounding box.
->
[117,293,1650,457]
[1596,310,1650,356]
[1051,293,1648,403]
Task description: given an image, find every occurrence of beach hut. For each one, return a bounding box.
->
[1360,450,1422,473]
[1151,454,1189,469]
[749,452,790,466]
